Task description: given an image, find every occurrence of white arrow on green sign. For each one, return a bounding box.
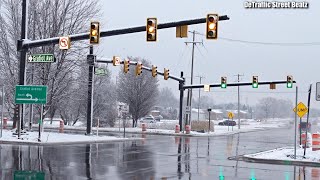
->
[15,85,47,104]
[28,54,55,63]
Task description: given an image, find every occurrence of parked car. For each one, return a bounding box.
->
[154,115,162,122]
[218,120,237,126]
[139,116,155,123]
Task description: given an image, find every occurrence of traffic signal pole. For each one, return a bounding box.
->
[18,15,230,50]
[18,0,28,133]
[86,46,95,135]
[179,72,185,131]
[183,80,296,89]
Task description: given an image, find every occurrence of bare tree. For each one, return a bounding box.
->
[0,0,101,125]
[117,57,159,127]
[157,87,178,108]
[255,97,293,120]
[92,68,117,127]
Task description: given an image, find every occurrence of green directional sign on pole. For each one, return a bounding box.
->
[95,68,107,76]
[28,54,55,63]
[14,170,45,180]
[15,85,47,104]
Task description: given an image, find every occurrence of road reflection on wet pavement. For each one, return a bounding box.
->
[1,126,320,179]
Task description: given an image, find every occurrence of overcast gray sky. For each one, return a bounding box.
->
[96,0,320,107]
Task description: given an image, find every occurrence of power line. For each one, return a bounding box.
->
[219,37,320,46]
[193,32,320,46]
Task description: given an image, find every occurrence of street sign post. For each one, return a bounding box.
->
[15,85,47,104]
[316,82,320,101]
[293,102,308,118]
[28,54,55,63]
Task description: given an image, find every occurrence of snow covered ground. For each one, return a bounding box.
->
[73,118,289,137]
[243,147,320,166]
[0,118,290,141]
[0,129,140,145]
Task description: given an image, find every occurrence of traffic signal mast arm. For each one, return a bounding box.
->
[18,15,229,50]
[94,57,184,82]
[183,80,297,89]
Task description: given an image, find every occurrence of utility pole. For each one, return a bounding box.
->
[86,46,95,135]
[18,0,28,132]
[185,31,202,125]
[196,75,205,121]
[234,74,244,129]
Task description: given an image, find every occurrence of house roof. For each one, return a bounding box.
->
[192,108,223,114]
[227,110,248,114]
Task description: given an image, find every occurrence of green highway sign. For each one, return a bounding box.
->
[28,54,55,63]
[15,85,47,104]
[95,68,107,76]
[14,171,45,180]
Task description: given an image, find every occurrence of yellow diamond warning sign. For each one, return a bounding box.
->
[293,102,308,118]
[228,112,234,119]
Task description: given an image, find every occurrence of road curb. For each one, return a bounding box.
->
[242,155,320,167]
[43,126,283,137]
[0,137,143,146]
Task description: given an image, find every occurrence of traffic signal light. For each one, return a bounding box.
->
[146,18,157,41]
[221,76,227,88]
[164,68,169,80]
[123,60,130,73]
[135,63,142,76]
[252,76,258,88]
[287,75,293,88]
[90,21,100,44]
[206,14,218,39]
[152,65,157,77]
[14,104,19,118]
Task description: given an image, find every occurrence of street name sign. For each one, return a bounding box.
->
[293,102,308,118]
[28,54,55,63]
[15,85,47,104]
[95,68,107,76]
[316,82,320,101]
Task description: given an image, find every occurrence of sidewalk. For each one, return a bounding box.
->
[243,147,320,167]
[0,129,141,145]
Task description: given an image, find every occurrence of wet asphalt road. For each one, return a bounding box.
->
[1,125,320,180]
